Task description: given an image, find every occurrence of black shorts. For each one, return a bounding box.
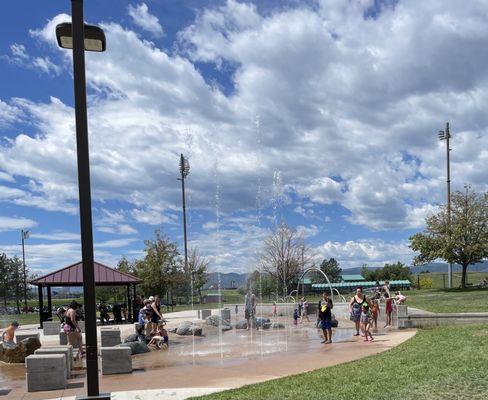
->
[150,314,159,323]
[245,309,254,320]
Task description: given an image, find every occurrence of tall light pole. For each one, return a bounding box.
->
[178,154,190,302]
[55,1,108,398]
[21,229,29,312]
[438,122,452,288]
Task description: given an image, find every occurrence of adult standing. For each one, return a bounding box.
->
[317,292,333,343]
[244,288,257,330]
[150,296,163,333]
[349,287,372,336]
[65,301,84,359]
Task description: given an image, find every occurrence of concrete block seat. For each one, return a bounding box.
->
[34,346,73,378]
[43,321,61,336]
[16,332,40,344]
[201,309,212,320]
[26,354,67,392]
[100,327,121,347]
[100,347,132,375]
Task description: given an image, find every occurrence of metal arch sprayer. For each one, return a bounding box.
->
[296,266,335,303]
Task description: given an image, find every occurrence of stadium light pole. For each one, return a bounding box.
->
[55,1,108,398]
[438,122,453,289]
[178,154,191,303]
[21,229,29,313]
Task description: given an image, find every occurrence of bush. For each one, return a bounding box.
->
[419,277,433,289]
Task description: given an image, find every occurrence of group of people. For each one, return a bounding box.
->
[135,295,168,349]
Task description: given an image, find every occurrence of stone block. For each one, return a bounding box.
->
[201,309,211,319]
[59,331,67,345]
[34,347,72,378]
[43,321,61,336]
[101,328,121,347]
[26,354,67,392]
[397,305,408,318]
[220,308,231,322]
[16,332,40,344]
[100,347,132,375]
[134,322,141,333]
[397,318,413,329]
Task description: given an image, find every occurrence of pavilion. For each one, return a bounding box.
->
[30,261,142,327]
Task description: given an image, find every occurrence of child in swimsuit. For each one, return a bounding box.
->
[371,300,379,330]
[360,304,374,342]
[148,322,169,349]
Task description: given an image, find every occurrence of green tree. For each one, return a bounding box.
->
[377,262,412,281]
[320,258,342,282]
[132,230,181,297]
[410,187,488,288]
[361,264,377,281]
[186,248,209,304]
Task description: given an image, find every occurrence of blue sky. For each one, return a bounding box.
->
[1,0,487,275]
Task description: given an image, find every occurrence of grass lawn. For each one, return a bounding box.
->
[406,288,488,313]
[0,313,40,328]
[192,323,488,400]
[413,271,487,289]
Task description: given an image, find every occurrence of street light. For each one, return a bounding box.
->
[438,122,452,288]
[55,1,107,398]
[178,154,190,304]
[21,229,29,313]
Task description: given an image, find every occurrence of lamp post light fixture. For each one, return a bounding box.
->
[178,154,191,303]
[55,1,108,398]
[21,229,29,313]
[438,122,452,289]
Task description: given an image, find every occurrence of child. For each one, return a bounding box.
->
[272,302,277,317]
[360,304,374,342]
[235,304,239,319]
[1,321,19,349]
[293,307,298,325]
[384,293,393,328]
[371,299,379,330]
[148,322,169,349]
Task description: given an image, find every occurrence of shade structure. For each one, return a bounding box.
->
[30,261,142,287]
[30,261,142,327]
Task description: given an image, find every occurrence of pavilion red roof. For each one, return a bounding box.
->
[30,261,142,286]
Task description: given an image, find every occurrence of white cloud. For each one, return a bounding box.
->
[1,0,488,264]
[127,3,164,37]
[0,216,37,232]
[316,239,413,269]
[95,209,138,235]
[30,231,80,241]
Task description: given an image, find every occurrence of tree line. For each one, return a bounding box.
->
[0,253,36,313]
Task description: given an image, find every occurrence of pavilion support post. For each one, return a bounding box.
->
[127,285,132,323]
[132,285,137,322]
[38,285,44,329]
[47,286,52,320]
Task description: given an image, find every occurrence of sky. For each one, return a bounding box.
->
[1,0,487,276]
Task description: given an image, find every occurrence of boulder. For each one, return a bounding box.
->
[118,341,150,355]
[176,321,203,336]
[206,315,232,332]
[255,317,270,327]
[124,333,146,343]
[0,337,41,363]
[206,315,223,327]
[235,320,248,330]
[262,322,272,329]
[271,322,285,329]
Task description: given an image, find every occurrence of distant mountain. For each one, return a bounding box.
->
[409,261,488,274]
[204,272,248,290]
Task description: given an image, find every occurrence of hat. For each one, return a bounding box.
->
[148,296,155,301]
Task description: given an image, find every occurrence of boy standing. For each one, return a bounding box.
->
[318,292,333,344]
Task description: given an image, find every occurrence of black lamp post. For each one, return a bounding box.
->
[178,154,190,302]
[438,122,452,289]
[21,229,29,313]
[55,1,108,398]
